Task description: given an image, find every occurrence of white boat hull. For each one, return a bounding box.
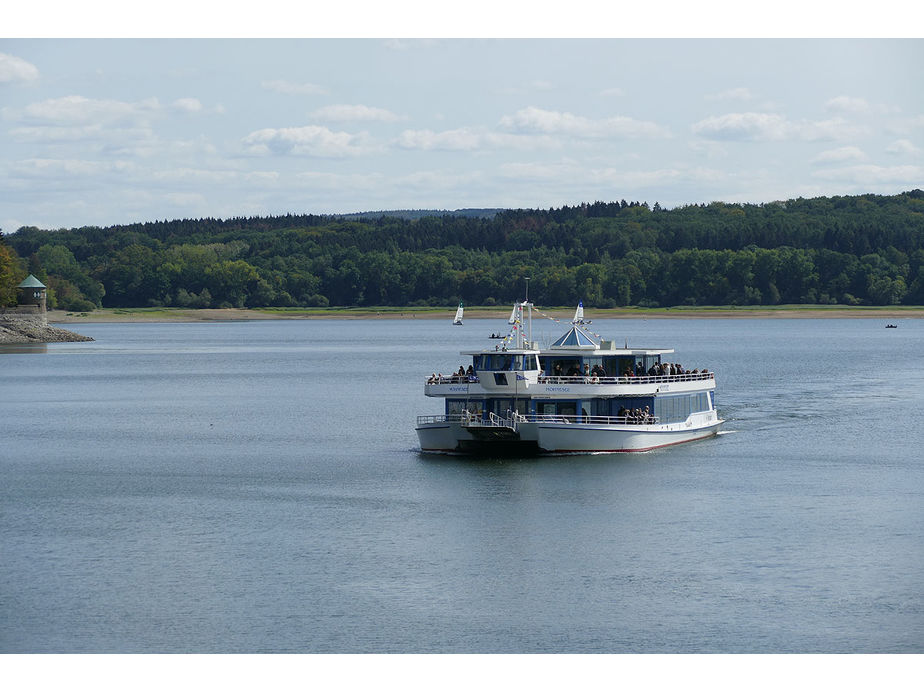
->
[417,414,722,455]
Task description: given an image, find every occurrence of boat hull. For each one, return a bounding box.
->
[417,415,723,455]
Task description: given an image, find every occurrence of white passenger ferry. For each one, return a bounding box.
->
[416,300,723,455]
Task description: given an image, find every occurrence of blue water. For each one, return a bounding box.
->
[1,317,922,653]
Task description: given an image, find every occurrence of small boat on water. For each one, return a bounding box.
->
[572,300,591,325]
[885,324,897,328]
[417,299,723,455]
[452,302,464,325]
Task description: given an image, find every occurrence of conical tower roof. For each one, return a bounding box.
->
[18,274,46,288]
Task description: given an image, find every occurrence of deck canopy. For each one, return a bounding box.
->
[549,324,598,350]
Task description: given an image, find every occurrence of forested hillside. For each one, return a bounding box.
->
[3,190,924,311]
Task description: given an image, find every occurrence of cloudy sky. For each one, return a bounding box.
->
[1,31,922,232]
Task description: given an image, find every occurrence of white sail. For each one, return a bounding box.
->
[453,302,464,325]
[507,303,519,324]
[573,300,584,324]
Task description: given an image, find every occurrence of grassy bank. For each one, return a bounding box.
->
[45,305,924,323]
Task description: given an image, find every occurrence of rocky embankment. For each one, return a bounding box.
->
[0,317,94,344]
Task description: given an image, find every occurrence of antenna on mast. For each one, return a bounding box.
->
[525,276,530,303]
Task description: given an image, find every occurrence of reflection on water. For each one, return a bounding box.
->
[0,343,47,354]
[1,318,923,653]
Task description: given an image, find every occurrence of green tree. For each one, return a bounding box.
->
[0,233,24,306]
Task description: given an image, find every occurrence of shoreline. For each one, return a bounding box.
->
[46,306,924,323]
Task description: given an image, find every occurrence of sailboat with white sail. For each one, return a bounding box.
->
[452,302,464,325]
[572,300,590,325]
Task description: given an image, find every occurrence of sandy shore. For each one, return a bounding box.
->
[46,306,924,324]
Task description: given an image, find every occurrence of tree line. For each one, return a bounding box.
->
[2,189,923,311]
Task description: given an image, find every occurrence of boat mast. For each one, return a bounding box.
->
[524,277,532,348]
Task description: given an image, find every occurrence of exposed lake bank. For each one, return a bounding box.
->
[0,318,94,344]
[46,305,924,324]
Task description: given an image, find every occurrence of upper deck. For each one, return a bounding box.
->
[424,301,716,399]
[425,369,715,398]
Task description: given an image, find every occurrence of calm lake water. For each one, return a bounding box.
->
[1,317,922,653]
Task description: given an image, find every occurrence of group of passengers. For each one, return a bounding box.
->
[428,366,477,384]
[622,362,709,378]
[548,363,607,382]
[617,405,654,424]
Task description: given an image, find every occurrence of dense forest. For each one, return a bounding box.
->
[2,190,924,311]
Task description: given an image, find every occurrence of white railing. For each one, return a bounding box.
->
[425,371,714,386]
[417,411,660,427]
[538,372,714,385]
[426,375,480,385]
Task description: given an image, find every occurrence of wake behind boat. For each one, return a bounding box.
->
[417,299,723,455]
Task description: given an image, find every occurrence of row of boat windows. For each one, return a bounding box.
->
[472,353,664,377]
[473,354,541,371]
[446,392,714,423]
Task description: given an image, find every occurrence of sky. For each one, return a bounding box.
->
[1,9,922,233]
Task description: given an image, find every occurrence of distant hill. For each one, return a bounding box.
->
[4,190,923,311]
[335,208,503,221]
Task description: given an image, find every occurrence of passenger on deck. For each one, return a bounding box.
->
[553,363,563,380]
[427,373,437,384]
[566,364,580,377]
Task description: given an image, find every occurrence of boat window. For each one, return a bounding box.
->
[651,393,705,423]
[537,401,578,420]
[612,397,654,416]
[490,399,512,415]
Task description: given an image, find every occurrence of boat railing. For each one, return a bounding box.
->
[425,372,713,386]
[426,374,480,385]
[537,372,713,386]
[417,412,660,427]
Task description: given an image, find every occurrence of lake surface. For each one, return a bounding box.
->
[1,317,922,653]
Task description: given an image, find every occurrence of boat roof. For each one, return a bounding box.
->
[550,324,598,349]
[461,304,677,358]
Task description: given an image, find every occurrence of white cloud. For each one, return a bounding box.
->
[241,125,375,157]
[396,127,483,151]
[0,53,39,83]
[499,106,669,139]
[11,157,134,178]
[811,164,924,185]
[825,96,870,113]
[296,170,386,191]
[309,104,402,122]
[810,146,867,164]
[165,192,208,208]
[692,112,862,142]
[261,79,327,96]
[172,98,203,113]
[886,139,921,156]
[498,161,724,189]
[707,87,756,101]
[151,168,240,184]
[10,95,161,126]
[395,127,556,152]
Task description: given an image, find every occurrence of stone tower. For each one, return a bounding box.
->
[17,274,47,314]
